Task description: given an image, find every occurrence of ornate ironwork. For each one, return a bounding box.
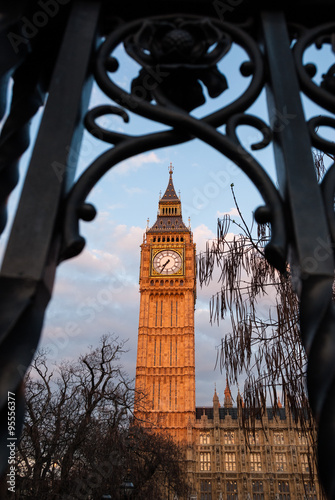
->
[0,1,335,497]
[62,15,286,273]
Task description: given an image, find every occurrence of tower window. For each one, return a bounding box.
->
[160,220,163,224]
[181,237,184,241]
[158,237,161,242]
[275,453,287,472]
[162,237,165,242]
[227,481,238,497]
[224,431,235,444]
[152,381,155,409]
[153,237,156,242]
[159,338,162,364]
[169,379,172,409]
[278,481,290,499]
[274,431,284,445]
[200,481,212,499]
[225,453,236,471]
[168,220,171,224]
[150,280,154,286]
[200,432,210,445]
[167,237,170,242]
[176,237,179,242]
[252,481,264,499]
[200,452,211,471]
[171,237,174,241]
[154,339,157,366]
[160,300,163,326]
[250,452,262,472]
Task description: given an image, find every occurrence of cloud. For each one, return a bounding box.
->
[217,207,240,218]
[192,224,216,252]
[114,152,162,175]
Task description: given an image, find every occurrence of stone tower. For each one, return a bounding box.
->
[134,164,196,442]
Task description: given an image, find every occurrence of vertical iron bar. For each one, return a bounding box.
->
[1,0,101,279]
[0,0,101,477]
[261,10,333,281]
[262,11,335,499]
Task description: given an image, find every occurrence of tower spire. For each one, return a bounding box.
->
[147,163,190,234]
[224,378,233,408]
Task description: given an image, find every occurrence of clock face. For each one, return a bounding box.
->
[153,250,182,275]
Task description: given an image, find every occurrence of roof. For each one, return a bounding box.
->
[195,406,288,421]
[160,165,180,202]
[147,164,190,234]
[147,215,189,233]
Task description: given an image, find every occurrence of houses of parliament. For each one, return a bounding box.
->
[134,165,323,500]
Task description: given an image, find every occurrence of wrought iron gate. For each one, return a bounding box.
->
[0,0,334,497]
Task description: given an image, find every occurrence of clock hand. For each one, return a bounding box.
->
[160,259,170,272]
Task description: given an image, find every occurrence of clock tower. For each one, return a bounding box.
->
[135,164,196,442]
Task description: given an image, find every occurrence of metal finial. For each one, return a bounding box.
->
[169,162,174,175]
[159,190,162,200]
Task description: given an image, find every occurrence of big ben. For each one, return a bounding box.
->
[135,164,196,442]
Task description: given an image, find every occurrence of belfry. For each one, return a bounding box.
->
[134,164,196,442]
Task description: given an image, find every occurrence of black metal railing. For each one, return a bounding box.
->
[0,0,334,497]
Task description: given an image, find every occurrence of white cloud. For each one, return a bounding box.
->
[192,224,216,253]
[217,207,240,218]
[114,152,162,175]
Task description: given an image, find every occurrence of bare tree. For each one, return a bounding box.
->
[197,184,312,430]
[7,334,189,500]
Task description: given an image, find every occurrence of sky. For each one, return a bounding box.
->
[0,36,333,407]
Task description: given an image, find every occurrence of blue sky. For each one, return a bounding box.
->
[1,37,333,406]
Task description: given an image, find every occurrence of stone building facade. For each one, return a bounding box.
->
[135,167,323,499]
[187,385,322,500]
